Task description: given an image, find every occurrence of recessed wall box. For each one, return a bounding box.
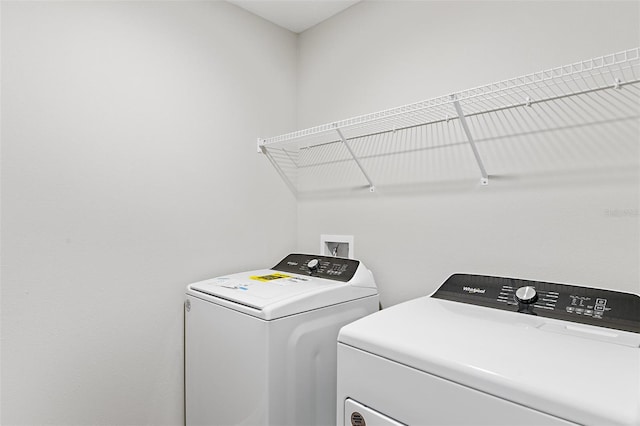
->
[320,235,354,259]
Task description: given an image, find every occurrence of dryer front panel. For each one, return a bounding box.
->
[344,399,405,426]
[337,344,577,426]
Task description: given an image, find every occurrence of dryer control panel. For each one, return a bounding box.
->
[272,253,360,283]
[432,274,640,333]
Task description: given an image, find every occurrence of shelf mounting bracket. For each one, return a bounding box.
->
[261,145,298,197]
[451,95,489,185]
[614,78,622,90]
[335,127,375,192]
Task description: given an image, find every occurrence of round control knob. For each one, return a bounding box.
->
[515,286,538,304]
[307,259,319,271]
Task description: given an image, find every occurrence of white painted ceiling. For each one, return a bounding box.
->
[227,0,360,33]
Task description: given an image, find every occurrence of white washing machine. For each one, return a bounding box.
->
[185,253,378,426]
[337,274,640,425]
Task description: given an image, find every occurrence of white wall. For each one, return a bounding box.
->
[1,1,297,425]
[2,1,639,424]
[296,1,640,307]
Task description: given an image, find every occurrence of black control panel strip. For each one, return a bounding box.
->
[272,253,360,283]
[432,274,640,333]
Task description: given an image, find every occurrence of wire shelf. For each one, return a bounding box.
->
[259,48,640,195]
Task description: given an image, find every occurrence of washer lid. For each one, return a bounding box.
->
[338,295,640,426]
[186,254,377,320]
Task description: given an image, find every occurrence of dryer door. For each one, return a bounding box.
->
[344,399,405,426]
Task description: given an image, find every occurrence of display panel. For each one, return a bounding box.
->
[432,274,640,333]
[272,253,360,283]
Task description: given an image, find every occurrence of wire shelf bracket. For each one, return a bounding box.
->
[335,126,376,192]
[258,137,299,197]
[451,95,490,185]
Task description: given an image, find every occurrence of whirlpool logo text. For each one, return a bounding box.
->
[462,286,486,294]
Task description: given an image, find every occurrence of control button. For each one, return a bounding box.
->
[566,307,575,313]
[596,298,606,305]
[515,286,538,304]
[307,259,319,272]
[584,310,593,316]
[575,308,584,314]
[595,305,605,311]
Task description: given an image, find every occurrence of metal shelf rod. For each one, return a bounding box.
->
[335,127,375,192]
[452,96,489,185]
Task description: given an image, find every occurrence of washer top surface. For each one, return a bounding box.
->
[187,253,377,320]
[338,274,640,426]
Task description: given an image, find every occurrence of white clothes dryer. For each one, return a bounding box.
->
[185,253,378,426]
[337,274,640,425]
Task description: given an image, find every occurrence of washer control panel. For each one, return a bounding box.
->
[272,253,360,283]
[432,274,640,333]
